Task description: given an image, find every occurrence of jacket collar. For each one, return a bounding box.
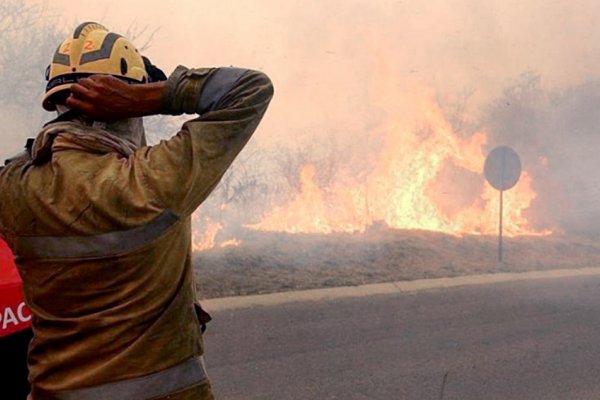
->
[31,120,138,165]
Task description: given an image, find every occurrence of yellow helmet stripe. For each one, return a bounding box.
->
[52,44,70,66]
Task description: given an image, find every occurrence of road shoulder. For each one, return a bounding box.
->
[202,267,600,311]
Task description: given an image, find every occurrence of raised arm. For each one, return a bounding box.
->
[67,66,274,216]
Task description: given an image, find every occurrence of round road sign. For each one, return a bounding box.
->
[484,146,522,191]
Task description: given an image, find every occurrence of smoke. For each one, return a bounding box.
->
[2,0,600,236]
[482,73,600,234]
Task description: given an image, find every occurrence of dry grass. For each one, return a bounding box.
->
[193,227,600,299]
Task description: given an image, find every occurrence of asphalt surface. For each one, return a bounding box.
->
[202,275,600,400]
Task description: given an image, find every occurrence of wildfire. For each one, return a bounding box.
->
[242,32,552,238]
[247,96,546,237]
[193,39,550,250]
[192,219,222,252]
[191,217,242,252]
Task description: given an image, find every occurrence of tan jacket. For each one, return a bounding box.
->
[0,66,273,399]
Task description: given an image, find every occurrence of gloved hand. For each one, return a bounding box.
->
[142,56,167,83]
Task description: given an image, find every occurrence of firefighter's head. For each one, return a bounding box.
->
[43,22,149,111]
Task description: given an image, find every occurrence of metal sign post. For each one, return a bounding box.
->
[484,146,522,262]
[498,190,503,262]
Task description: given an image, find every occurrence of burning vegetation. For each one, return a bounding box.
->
[190,72,600,299]
[192,88,548,252]
[245,102,540,237]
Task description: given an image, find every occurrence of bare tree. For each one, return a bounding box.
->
[123,20,159,53]
[0,0,66,160]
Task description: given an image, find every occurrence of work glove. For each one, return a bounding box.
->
[142,56,168,83]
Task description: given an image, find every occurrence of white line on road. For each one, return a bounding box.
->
[202,267,600,312]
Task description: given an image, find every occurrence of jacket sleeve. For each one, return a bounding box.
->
[132,66,274,216]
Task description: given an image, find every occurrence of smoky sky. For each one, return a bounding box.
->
[19,0,600,144]
[2,0,600,234]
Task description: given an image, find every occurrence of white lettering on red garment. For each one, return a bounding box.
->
[2,307,18,329]
[17,303,31,322]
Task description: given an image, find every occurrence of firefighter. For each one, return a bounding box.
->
[0,22,273,399]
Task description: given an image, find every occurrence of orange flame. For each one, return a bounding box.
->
[191,215,243,252]
[220,238,242,248]
[192,218,222,252]
[196,36,551,245]
[247,95,548,237]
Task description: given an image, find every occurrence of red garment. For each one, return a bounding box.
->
[0,240,31,337]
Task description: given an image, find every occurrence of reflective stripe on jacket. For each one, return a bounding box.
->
[0,66,273,398]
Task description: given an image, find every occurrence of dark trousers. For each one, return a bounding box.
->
[0,328,32,399]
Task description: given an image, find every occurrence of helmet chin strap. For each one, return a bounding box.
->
[53,104,147,149]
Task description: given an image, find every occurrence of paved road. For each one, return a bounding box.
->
[202,275,600,400]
